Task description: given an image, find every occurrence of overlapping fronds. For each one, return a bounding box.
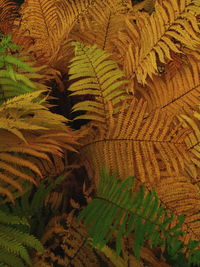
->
[17,0,58,42]
[78,168,200,264]
[155,176,200,246]
[3,174,66,217]
[69,1,126,58]
[138,54,200,116]
[68,42,128,127]
[32,214,114,267]
[0,209,44,267]
[16,0,96,69]
[121,0,200,84]
[0,0,18,34]
[0,90,79,202]
[79,98,192,184]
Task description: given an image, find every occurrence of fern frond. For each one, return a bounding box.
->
[78,167,200,262]
[33,214,115,267]
[17,0,95,68]
[6,174,66,218]
[0,88,79,202]
[138,54,200,116]
[0,248,25,267]
[0,210,44,266]
[80,98,192,184]
[0,0,18,34]
[178,108,200,169]
[156,175,200,245]
[68,42,128,126]
[123,0,200,84]
[70,0,127,57]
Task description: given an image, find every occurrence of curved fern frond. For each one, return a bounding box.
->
[68,42,128,126]
[17,0,95,68]
[0,0,18,34]
[78,167,200,263]
[123,0,200,84]
[0,89,79,202]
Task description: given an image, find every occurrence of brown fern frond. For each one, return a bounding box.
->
[0,0,18,34]
[177,108,200,172]
[122,0,200,85]
[156,175,200,244]
[165,51,187,80]
[32,215,115,267]
[79,98,192,185]
[17,0,95,70]
[0,128,79,202]
[69,0,126,59]
[137,54,200,116]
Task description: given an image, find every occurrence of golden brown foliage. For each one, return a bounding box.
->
[0,0,200,266]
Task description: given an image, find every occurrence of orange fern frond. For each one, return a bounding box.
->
[137,54,200,116]
[79,98,192,185]
[122,0,200,85]
[0,0,18,34]
[156,176,200,244]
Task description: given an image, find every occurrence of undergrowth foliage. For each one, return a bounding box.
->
[78,168,200,266]
[0,0,199,266]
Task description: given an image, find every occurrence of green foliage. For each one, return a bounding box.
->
[78,167,200,266]
[0,175,66,238]
[0,209,44,267]
[0,33,36,104]
[0,174,66,266]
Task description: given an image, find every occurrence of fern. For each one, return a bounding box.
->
[0,174,66,240]
[68,42,128,124]
[78,167,200,265]
[0,209,44,267]
[0,175,66,266]
[0,33,37,103]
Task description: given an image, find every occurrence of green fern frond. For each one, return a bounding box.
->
[0,34,36,104]
[0,210,44,267]
[0,248,25,267]
[0,34,34,73]
[6,174,66,218]
[78,167,200,264]
[68,42,129,124]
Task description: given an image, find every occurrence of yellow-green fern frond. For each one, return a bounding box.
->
[68,42,129,126]
[80,98,192,185]
[123,0,200,84]
[0,90,79,202]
